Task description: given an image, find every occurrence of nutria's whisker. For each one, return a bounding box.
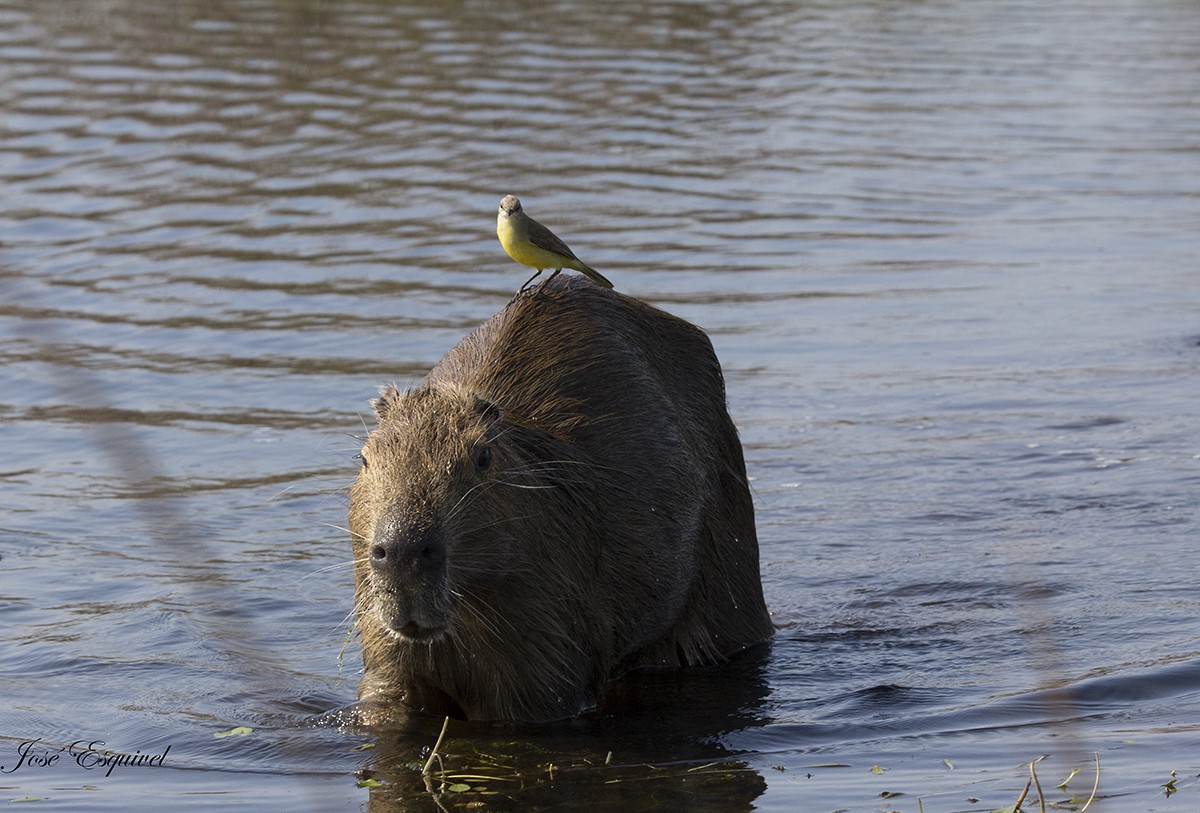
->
[445,604,506,669]
[452,513,536,537]
[299,559,362,580]
[496,463,584,477]
[324,521,371,544]
[452,590,515,640]
[329,595,370,643]
[451,594,539,683]
[484,424,518,443]
[331,605,361,638]
[257,483,308,506]
[442,480,502,525]
[494,463,603,483]
[493,480,558,491]
[511,457,625,474]
[446,565,507,578]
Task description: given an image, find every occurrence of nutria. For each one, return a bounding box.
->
[349,275,772,722]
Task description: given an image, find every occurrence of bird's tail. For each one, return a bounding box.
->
[574,261,614,289]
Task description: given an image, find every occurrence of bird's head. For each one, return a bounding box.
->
[498,195,522,217]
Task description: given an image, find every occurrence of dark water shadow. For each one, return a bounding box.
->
[342,646,773,813]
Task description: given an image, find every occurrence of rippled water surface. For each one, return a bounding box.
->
[3,0,1199,810]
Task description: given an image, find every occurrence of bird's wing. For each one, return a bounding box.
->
[527,221,580,262]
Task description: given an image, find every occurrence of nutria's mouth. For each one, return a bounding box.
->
[370,575,452,642]
[392,620,447,642]
[373,599,449,642]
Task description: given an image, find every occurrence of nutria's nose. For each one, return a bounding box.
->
[369,518,447,578]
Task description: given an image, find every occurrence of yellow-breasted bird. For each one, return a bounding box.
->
[496,195,613,292]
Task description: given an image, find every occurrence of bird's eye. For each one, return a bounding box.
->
[475,446,492,470]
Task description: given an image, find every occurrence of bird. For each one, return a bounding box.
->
[496,195,613,293]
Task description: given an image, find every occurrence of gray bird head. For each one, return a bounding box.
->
[499,195,522,216]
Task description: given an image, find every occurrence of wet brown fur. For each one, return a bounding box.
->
[349,275,772,722]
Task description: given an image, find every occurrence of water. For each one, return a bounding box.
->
[2,0,1199,809]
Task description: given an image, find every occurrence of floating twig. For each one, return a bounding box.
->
[1080,752,1100,812]
[422,717,450,777]
[1013,778,1032,811]
[1030,756,1047,813]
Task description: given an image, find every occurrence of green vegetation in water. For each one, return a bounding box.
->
[212,726,253,739]
[336,615,360,678]
[376,716,762,805]
[1164,769,1177,798]
[353,721,1132,811]
[987,754,1101,813]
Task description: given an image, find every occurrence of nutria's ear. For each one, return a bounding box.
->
[373,384,404,422]
[473,396,501,423]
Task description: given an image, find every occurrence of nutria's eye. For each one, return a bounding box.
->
[358,451,369,470]
[474,445,492,470]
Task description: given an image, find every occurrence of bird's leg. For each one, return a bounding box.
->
[540,268,562,289]
[518,268,544,292]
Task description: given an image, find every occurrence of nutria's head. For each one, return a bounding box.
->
[350,382,512,643]
[350,373,610,719]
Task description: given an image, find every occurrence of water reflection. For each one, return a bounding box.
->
[356,648,772,812]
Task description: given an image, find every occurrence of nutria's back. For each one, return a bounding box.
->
[350,275,772,722]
